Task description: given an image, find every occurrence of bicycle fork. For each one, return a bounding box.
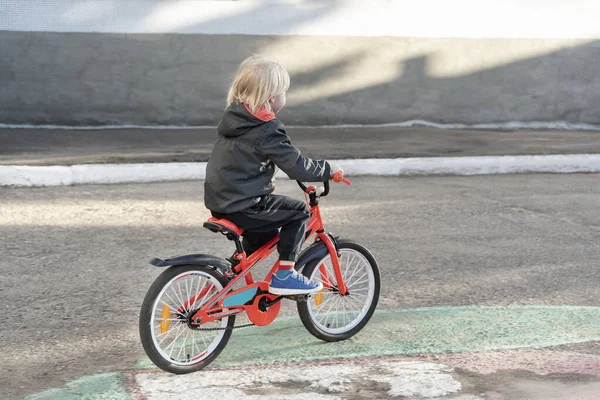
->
[314,232,349,296]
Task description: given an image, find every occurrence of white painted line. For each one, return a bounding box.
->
[0,163,205,187]
[334,155,600,176]
[0,165,74,187]
[3,120,600,131]
[70,163,204,185]
[2,155,600,187]
[308,120,600,132]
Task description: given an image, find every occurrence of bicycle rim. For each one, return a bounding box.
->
[307,248,376,334]
[149,270,228,366]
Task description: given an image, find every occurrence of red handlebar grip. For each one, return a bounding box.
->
[331,171,344,183]
[332,171,351,185]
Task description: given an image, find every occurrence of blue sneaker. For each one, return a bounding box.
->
[268,270,324,295]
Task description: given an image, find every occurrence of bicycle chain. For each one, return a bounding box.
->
[191,296,304,331]
[194,322,255,331]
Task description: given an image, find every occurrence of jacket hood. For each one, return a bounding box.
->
[217,103,275,138]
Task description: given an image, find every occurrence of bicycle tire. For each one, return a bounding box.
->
[297,240,380,341]
[139,264,234,374]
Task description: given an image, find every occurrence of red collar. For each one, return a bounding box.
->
[243,103,275,122]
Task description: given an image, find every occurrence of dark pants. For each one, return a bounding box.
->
[212,195,310,261]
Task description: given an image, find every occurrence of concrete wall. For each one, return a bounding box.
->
[2,1,600,126]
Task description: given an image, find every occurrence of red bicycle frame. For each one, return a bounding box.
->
[190,186,348,326]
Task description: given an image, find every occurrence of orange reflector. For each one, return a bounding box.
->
[160,305,171,334]
[315,290,324,307]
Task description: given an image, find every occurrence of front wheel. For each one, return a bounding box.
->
[297,240,380,341]
[139,264,234,374]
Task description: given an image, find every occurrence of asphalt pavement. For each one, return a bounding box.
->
[3,176,600,399]
[2,126,600,165]
[2,125,600,399]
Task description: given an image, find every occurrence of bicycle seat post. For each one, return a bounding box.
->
[229,233,247,268]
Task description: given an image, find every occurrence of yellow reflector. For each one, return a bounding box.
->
[160,305,171,333]
[315,290,324,307]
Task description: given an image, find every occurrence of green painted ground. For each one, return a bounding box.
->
[29,306,600,399]
[25,373,130,400]
[134,305,600,369]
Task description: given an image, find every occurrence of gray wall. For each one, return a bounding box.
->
[2,31,599,126]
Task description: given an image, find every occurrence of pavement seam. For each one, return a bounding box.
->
[3,120,600,130]
[124,371,148,400]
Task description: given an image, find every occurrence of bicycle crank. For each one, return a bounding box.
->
[246,293,281,326]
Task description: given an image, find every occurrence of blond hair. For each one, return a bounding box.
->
[227,55,290,113]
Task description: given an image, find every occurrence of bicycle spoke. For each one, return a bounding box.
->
[332,294,359,319]
[348,273,369,288]
[317,295,336,326]
[347,271,368,288]
[317,264,336,287]
[340,254,350,282]
[345,294,367,311]
[313,293,337,315]
[147,269,232,366]
[156,323,183,346]
[335,297,349,328]
[344,255,361,285]
[191,332,201,357]
[198,284,216,308]
[343,256,359,284]
[164,325,188,356]
[321,294,340,326]
[176,281,187,311]
[320,301,334,327]
[176,328,191,361]
[315,298,334,324]
[320,273,335,288]
[199,329,209,349]
[189,277,204,310]
[184,279,191,311]
[334,303,339,328]
[315,294,336,310]
[163,291,179,308]
[168,285,183,310]
[158,299,178,311]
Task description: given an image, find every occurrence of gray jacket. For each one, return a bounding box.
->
[204,103,332,213]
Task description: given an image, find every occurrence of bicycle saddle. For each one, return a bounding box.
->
[203,217,244,238]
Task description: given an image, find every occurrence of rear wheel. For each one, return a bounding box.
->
[139,264,234,374]
[297,240,380,341]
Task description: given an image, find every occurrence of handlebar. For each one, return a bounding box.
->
[296,177,351,197]
[296,180,310,193]
[297,180,330,196]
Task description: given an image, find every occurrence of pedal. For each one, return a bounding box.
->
[284,294,308,302]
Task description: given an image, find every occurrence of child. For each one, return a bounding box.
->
[204,55,344,295]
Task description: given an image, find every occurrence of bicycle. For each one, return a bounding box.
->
[139,179,381,374]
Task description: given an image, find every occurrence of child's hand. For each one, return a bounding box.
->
[330,163,344,182]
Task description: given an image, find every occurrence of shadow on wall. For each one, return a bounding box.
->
[1,1,600,125]
[0,1,340,125]
[279,39,600,125]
